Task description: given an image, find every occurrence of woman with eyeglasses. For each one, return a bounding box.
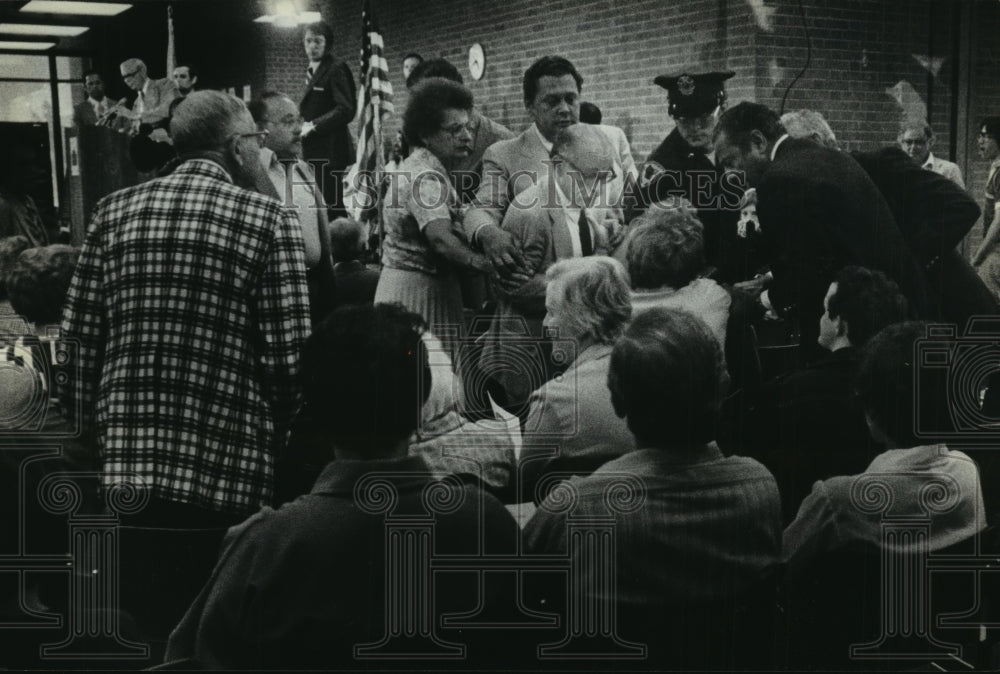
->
[374,77,493,358]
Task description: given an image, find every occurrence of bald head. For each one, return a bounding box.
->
[170,90,254,154]
[552,123,615,175]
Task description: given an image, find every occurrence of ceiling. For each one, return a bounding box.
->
[0,0,271,55]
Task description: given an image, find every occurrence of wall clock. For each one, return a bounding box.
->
[468,43,485,81]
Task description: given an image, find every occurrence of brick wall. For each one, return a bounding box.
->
[261,0,1000,252]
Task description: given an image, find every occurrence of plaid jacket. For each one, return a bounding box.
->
[61,159,311,515]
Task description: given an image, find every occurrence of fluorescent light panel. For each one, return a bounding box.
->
[0,23,89,36]
[19,1,131,17]
[0,40,56,50]
[254,10,321,25]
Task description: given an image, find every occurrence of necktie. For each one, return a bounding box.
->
[305,66,314,85]
[578,209,593,256]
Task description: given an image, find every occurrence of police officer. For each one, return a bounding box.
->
[629,70,753,282]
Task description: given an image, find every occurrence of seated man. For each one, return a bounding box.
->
[329,216,379,307]
[524,307,781,662]
[517,257,634,502]
[166,304,520,668]
[783,320,987,567]
[738,266,911,522]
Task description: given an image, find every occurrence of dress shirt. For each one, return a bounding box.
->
[551,178,599,258]
[260,147,322,268]
[921,152,964,188]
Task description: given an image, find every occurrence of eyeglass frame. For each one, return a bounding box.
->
[121,67,142,80]
[438,121,474,139]
[231,130,270,147]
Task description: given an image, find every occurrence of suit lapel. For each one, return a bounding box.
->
[307,56,332,91]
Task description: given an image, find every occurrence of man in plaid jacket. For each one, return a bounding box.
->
[61,91,312,525]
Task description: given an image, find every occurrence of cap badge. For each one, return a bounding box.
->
[677,74,695,96]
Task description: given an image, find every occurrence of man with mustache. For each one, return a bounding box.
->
[250,91,335,325]
[463,55,635,277]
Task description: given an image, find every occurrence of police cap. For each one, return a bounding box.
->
[654,70,735,118]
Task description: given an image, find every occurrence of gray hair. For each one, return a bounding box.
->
[170,90,251,154]
[119,57,146,73]
[898,119,933,141]
[780,109,838,149]
[545,256,632,345]
[626,203,705,290]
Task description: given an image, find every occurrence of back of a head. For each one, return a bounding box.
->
[579,102,602,125]
[546,256,632,345]
[551,123,614,167]
[856,321,943,448]
[328,217,365,262]
[523,55,582,107]
[716,101,785,149]
[300,303,431,455]
[7,245,79,326]
[170,90,249,155]
[828,265,910,347]
[780,109,838,149]
[626,204,705,290]
[608,307,725,449]
[406,57,462,88]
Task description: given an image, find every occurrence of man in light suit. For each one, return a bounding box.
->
[464,55,636,277]
[299,21,357,217]
[481,123,626,415]
[117,58,179,136]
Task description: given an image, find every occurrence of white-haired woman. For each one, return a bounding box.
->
[518,256,634,503]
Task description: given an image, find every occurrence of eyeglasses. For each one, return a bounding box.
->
[121,68,141,80]
[266,115,305,128]
[232,130,269,147]
[439,122,473,139]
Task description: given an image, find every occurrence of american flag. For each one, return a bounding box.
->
[346,0,393,226]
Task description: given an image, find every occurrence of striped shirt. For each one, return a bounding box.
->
[524,445,782,603]
[60,159,311,515]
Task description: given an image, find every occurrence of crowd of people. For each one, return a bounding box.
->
[3,18,1000,670]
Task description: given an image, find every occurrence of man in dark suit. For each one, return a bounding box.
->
[713,102,928,357]
[73,70,112,127]
[736,266,910,523]
[300,21,356,218]
[852,146,997,326]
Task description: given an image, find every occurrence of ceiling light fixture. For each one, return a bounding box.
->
[0,40,57,50]
[19,1,132,17]
[0,23,89,36]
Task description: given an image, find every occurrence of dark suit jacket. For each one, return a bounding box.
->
[757,138,928,349]
[73,99,99,127]
[735,347,876,523]
[300,53,356,176]
[852,146,998,326]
